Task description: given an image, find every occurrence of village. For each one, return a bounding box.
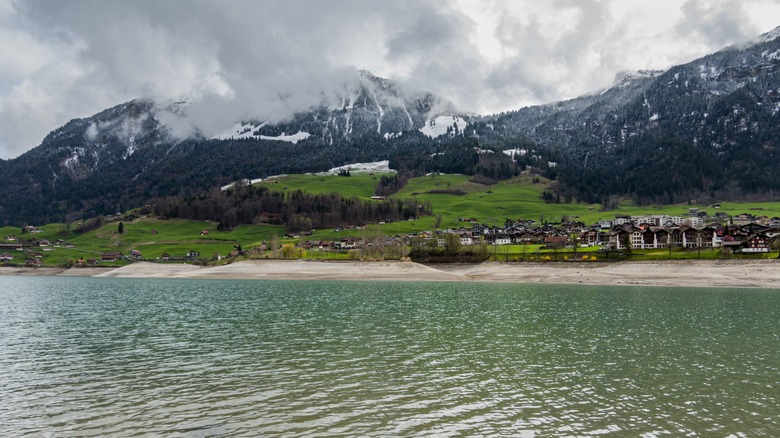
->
[2,209,779,267]
[290,209,780,258]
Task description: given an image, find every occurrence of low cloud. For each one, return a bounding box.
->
[0,0,776,158]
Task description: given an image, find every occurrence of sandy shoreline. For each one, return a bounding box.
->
[3,259,780,289]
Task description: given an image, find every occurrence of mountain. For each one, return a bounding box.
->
[212,70,459,144]
[2,27,780,226]
[0,71,462,225]
[473,27,780,204]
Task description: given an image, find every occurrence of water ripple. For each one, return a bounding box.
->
[1,277,779,436]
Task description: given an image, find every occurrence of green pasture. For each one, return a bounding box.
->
[258,173,392,199]
[253,172,780,231]
[1,218,286,267]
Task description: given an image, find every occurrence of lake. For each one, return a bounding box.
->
[1,276,779,436]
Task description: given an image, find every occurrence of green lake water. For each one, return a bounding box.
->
[1,276,778,436]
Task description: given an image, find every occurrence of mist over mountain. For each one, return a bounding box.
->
[1,26,779,226]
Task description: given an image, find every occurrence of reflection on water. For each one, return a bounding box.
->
[1,276,779,436]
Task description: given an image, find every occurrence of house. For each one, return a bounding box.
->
[544,235,568,249]
[0,243,24,251]
[612,217,630,225]
[459,233,474,246]
[735,234,771,253]
[200,230,210,236]
[160,253,171,261]
[130,249,142,260]
[101,252,123,261]
[493,236,512,245]
[684,217,703,227]
[339,237,361,249]
[0,253,13,262]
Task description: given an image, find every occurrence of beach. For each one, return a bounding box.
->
[4,259,780,288]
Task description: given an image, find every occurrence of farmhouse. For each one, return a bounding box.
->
[101,252,123,261]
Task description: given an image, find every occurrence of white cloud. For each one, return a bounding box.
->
[0,0,777,158]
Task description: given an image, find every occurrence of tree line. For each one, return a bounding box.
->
[150,183,433,232]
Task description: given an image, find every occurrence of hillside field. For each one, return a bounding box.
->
[3,172,780,267]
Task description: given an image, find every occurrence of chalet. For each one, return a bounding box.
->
[302,240,323,250]
[736,234,771,254]
[0,253,13,262]
[130,249,142,260]
[732,213,758,226]
[101,252,123,261]
[339,237,361,249]
[544,235,567,248]
[38,239,50,247]
[25,258,41,266]
[459,233,474,246]
[0,243,23,251]
[200,230,210,236]
[612,217,630,225]
[714,212,730,220]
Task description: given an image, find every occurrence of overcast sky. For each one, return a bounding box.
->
[0,0,778,159]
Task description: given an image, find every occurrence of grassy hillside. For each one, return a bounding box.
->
[261,172,780,230]
[3,172,780,267]
[0,218,286,267]
[259,173,389,199]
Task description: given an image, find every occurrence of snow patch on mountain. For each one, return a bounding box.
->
[322,160,395,175]
[220,177,266,191]
[213,122,263,140]
[503,148,527,158]
[420,116,467,138]
[212,122,310,144]
[260,131,310,144]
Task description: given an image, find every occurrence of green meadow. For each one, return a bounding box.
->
[0,218,286,267]
[259,173,390,199]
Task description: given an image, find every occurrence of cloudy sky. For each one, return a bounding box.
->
[0,0,778,159]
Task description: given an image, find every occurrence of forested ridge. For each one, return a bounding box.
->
[151,183,433,232]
